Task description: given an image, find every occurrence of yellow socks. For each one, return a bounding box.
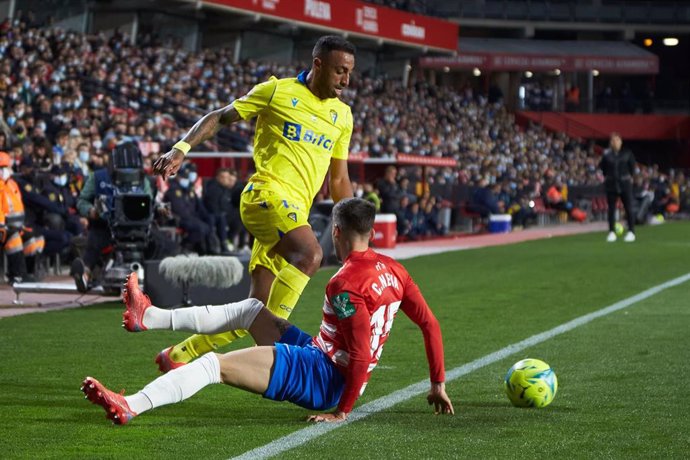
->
[168,264,311,364]
[265,263,310,319]
[168,330,247,363]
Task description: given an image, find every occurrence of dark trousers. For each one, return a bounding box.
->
[83,222,113,269]
[607,182,634,233]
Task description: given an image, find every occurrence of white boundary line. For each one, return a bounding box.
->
[231,272,690,460]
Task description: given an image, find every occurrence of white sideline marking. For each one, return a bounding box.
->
[231,272,690,460]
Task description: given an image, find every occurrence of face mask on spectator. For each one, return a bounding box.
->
[0,167,12,181]
[36,121,47,132]
[54,175,68,187]
[92,140,102,150]
[79,150,90,162]
[7,116,16,126]
[179,178,190,189]
[188,171,198,183]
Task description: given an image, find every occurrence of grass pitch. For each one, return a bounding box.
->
[1,222,689,459]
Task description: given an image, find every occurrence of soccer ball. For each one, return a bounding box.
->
[504,358,558,408]
[614,222,625,237]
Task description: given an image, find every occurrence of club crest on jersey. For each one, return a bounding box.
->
[291,97,299,107]
[287,211,297,222]
[329,109,338,124]
[331,292,356,319]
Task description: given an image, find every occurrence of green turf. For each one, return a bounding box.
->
[1,222,689,459]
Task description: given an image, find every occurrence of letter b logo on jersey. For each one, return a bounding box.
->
[283,122,302,141]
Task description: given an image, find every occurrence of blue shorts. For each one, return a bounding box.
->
[263,326,345,411]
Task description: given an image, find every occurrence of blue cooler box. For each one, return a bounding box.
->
[488,214,512,233]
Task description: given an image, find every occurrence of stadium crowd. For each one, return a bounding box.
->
[0,17,688,281]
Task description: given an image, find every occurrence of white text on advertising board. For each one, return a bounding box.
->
[304,0,332,21]
[401,21,425,39]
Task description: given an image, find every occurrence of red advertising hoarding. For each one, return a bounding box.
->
[420,52,659,74]
[202,0,458,51]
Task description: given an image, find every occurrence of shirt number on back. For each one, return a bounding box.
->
[369,301,401,361]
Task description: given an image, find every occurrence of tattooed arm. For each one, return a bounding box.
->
[152,104,241,180]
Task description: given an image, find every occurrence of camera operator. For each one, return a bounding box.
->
[70,143,174,292]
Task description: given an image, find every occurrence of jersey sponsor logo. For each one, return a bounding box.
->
[291,97,299,107]
[331,292,356,319]
[282,122,335,151]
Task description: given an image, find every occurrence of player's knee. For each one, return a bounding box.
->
[297,243,322,275]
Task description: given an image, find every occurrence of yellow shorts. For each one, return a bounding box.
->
[240,184,310,276]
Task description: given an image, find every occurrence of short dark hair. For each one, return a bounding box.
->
[332,198,375,236]
[312,35,356,59]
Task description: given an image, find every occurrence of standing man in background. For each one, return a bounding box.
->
[600,132,636,242]
[152,35,355,371]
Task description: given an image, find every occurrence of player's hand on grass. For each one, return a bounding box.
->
[306,410,348,423]
[153,149,185,180]
[427,382,454,415]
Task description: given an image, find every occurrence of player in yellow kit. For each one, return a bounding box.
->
[152,36,355,371]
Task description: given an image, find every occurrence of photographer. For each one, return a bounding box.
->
[70,143,174,292]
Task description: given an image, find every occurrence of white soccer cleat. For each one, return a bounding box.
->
[623,231,636,242]
[606,232,617,243]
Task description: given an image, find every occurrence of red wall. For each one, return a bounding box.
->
[518,112,690,141]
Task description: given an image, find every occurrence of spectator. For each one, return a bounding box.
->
[468,178,503,218]
[40,164,85,237]
[0,152,45,282]
[377,165,402,214]
[164,164,216,254]
[362,182,381,211]
[202,167,234,254]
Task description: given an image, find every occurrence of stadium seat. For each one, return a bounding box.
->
[458,202,484,233]
[532,197,558,226]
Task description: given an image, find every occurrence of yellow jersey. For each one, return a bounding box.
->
[233,71,353,206]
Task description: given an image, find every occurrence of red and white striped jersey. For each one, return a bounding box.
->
[313,248,445,413]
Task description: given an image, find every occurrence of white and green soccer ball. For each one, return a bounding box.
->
[504,358,558,408]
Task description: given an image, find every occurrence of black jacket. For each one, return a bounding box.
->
[600,148,636,193]
[203,178,232,215]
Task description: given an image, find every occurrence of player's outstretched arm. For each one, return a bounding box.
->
[153,104,241,180]
[306,410,348,423]
[427,381,454,415]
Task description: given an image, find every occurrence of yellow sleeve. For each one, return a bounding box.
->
[332,107,353,160]
[232,76,278,120]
